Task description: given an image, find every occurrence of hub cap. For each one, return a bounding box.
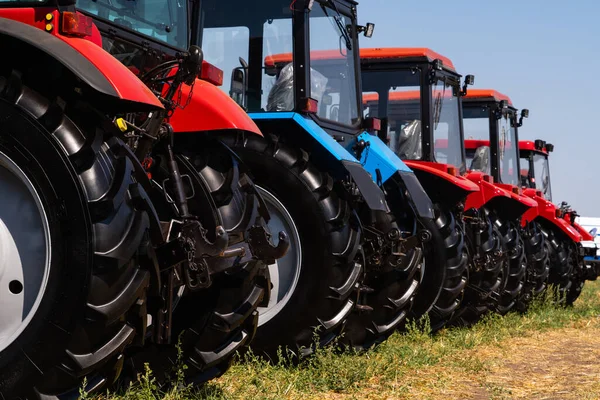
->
[256,186,302,326]
[0,152,51,352]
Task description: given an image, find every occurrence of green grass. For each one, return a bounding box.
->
[96,281,600,400]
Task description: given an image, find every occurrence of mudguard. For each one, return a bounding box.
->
[352,133,434,219]
[404,160,479,208]
[574,222,595,241]
[466,178,536,221]
[0,15,162,110]
[249,112,389,212]
[521,191,582,243]
[170,79,261,136]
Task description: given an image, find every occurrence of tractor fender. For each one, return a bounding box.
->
[483,182,537,220]
[169,79,261,136]
[250,112,389,212]
[0,16,162,111]
[464,172,510,211]
[574,222,595,241]
[353,133,434,220]
[405,160,479,208]
[528,195,582,242]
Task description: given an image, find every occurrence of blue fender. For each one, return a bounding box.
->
[249,112,389,212]
[349,133,435,220]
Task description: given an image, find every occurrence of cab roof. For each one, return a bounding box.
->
[264,47,457,72]
[519,140,549,155]
[363,90,454,104]
[463,89,513,106]
[360,47,456,72]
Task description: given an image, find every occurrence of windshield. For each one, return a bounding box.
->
[432,78,462,168]
[498,113,519,185]
[308,4,359,126]
[533,153,552,200]
[197,0,359,125]
[362,69,422,159]
[463,105,491,172]
[77,0,188,48]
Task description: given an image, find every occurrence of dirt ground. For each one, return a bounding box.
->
[422,320,600,400]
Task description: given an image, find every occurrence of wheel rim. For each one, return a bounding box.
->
[0,151,51,352]
[256,186,302,326]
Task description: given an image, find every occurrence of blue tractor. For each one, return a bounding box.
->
[194,0,447,353]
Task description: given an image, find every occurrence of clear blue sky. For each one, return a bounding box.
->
[357,0,600,216]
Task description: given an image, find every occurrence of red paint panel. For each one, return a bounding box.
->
[463,89,512,105]
[169,79,261,136]
[58,35,163,108]
[360,47,456,71]
[464,171,511,210]
[404,160,479,191]
[519,140,549,155]
[521,190,582,242]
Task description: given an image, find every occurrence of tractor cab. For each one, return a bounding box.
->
[361,48,470,174]
[195,0,370,139]
[462,90,528,193]
[519,139,553,201]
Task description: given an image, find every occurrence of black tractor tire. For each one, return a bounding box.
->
[122,143,270,385]
[543,227,576,305]
[496,220,527,315]
[341,210,423,350]
[451,211,507,326]
[0,74,150,399]
[423,207,469,332]
[517,222,550,311]
[222,134,362,358]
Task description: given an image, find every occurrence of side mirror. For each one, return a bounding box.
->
[229,57,248,110]
[518,108,529,127]
[358,22,375,38]
[460,74,475,96]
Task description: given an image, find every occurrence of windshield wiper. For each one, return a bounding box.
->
[321,1,352,51]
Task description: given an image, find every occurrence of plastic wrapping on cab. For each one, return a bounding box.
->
[266,63,328,112]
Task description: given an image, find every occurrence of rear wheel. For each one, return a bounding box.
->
[424,207,468,332]
[451,212,506,326]
[223,134,361,358]
[341,210,424,350]
[543,227,576,305]
[496,220,527,315]
[0,75,149,399]
[517,222,550,311]
[123,143,270,385]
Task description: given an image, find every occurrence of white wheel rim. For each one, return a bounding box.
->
[256,186,302,327]
[0,151,51,352]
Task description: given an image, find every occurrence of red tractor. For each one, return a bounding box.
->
[0,0,287,397]
[361,48,536,328]
[461,90,551,310]
[519,139,598,302]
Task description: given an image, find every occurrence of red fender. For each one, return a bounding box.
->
[495,183,538,208]
[464,171,511,211]
[404,161,479,191]
[573,222,594,241]
[169,79,261,136]
[521,190,582,242]
[0,9,162,110]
